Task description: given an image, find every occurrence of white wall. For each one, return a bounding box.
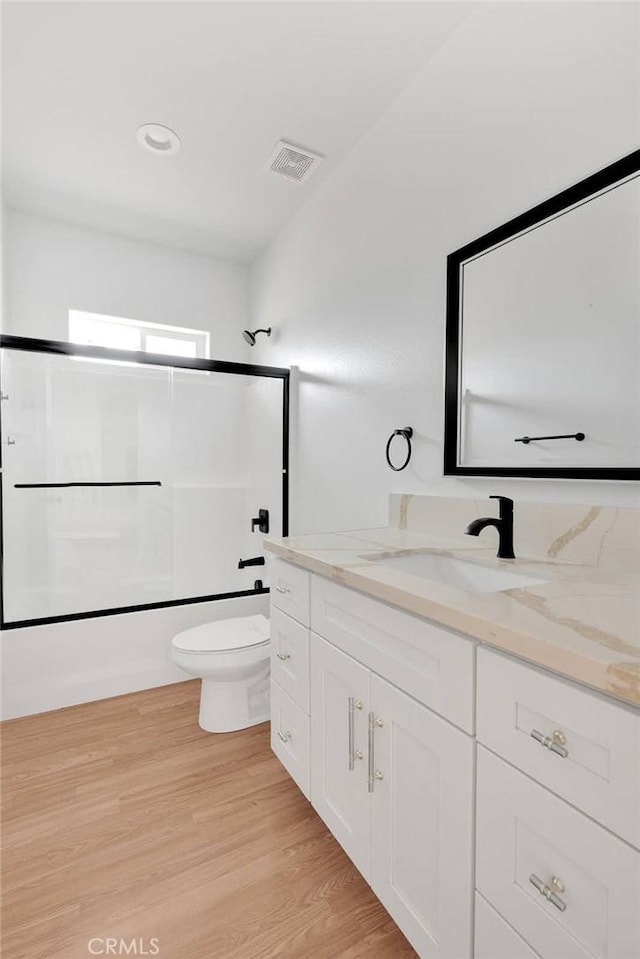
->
[2,208,250,356]
[0,211,269,718]
[250,1,640,535]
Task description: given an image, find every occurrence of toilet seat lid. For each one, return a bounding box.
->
[171,614,270,653]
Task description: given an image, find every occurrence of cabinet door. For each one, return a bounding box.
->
[269,557,310,626]
[370,674,474,959]
[477,647,640,848]
[476,746,640,959]
[310,633,371,879]
[270,679,310,800]
[270,606,310,713]
[475,894,541,959]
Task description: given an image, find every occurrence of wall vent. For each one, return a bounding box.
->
[268,140,323,182]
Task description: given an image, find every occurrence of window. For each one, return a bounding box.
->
[69,311,210,359]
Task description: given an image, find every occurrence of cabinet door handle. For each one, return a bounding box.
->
[529,873,567,912]
[368,712,375,792]
[276,652,290,661]
[367,714,385,792]
[348,698,363,771]
[531,728,569,758]
[275,586,290,595]
[277,730,291,743]
[348,697,355,771]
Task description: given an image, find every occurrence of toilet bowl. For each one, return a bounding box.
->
[171,614,270,732]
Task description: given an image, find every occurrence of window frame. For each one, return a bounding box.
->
[68,310,210,361]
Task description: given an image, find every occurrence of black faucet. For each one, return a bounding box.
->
[238,556,265,569]
[465,496,515,559]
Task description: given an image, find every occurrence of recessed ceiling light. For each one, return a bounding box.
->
[136,123,181,155]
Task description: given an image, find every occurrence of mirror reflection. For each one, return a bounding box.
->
[447,157,640,478]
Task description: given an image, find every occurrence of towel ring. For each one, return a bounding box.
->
[385,427,413,472]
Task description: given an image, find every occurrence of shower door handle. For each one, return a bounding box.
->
[14,481,162,489]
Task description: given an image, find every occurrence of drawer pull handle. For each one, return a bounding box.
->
[529,874,567,912]
[276,652,290,661]
[531,728,569,758]
[277,730,291,743]
[275,586,290,595]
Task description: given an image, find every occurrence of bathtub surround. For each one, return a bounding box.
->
[0,337,287,627]
[0,594,269,721]
[0,214,281,720]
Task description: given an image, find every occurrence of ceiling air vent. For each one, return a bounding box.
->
[268,140,323,182]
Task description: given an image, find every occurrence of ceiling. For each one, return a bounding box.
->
[2,2,472,261]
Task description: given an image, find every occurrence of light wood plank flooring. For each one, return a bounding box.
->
[1,680,417,959]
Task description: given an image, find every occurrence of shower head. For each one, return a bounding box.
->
[242,327,271,346]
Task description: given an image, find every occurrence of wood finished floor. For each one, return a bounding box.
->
[1,680,417,959]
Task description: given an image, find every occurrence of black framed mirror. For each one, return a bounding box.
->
[444,149,640,481]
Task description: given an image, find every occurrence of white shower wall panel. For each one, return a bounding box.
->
[0,592,270,720]
[171,486,254,597]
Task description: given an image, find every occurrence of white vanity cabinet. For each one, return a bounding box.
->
[477,647,640,848]
[476,647,640,959]
[368,671,474,959]
[310,633,475,959]
[476,746,640,959]
[269,558,312,799]
[475,894,541,959]
[271,562,475,959]
[268,558,640,959]
[309,635,371,877]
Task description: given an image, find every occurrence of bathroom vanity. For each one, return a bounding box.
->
[265,496,640,959]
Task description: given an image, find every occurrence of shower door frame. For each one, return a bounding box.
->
[0,334,290,630]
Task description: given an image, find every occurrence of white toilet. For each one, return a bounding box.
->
[170,614,270,733]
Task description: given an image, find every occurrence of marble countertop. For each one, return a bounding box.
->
[264,526,640,708]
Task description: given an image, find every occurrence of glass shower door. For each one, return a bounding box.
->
[1,342,287,626]
[167,366,284,600]
[1,349,174,622]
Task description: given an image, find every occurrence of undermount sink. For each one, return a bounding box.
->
[363,552,547,594]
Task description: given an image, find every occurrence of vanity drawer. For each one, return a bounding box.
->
[310,575,475,732]
[270,679,310,800]
[476,746,640,959]
[477,647,640,847]
[269,558,310,627]
[475,894,540,959]
[270,607,310,713]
